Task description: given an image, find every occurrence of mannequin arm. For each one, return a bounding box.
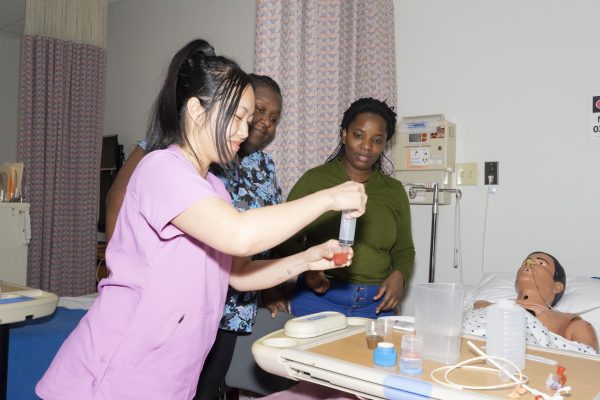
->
[473,300,493,309]
[565,318,599,352]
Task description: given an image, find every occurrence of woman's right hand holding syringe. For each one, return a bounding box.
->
[173,181,366,259]
[322,181,367,218]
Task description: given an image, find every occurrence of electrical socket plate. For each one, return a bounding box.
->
[484,161,499,185]
[456,162,478,185]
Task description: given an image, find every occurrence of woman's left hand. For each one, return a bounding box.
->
[373,270,405,314]
[261,286,290,317]
[304,271,330,293]
[304,239,352,271]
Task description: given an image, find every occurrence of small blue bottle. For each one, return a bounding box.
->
[373,342,397,367]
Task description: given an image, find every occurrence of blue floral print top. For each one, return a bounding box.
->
[211,150,283,333]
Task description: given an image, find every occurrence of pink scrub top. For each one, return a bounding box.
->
[36,146,233,399]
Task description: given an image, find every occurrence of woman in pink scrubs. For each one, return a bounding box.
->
[36,39,367,400]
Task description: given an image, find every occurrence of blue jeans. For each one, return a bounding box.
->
[290,275,395,318]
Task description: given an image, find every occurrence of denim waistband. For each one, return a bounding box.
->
[324,276,379,289]
[292,275,394,318]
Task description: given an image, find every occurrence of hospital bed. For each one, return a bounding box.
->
[252,274,600,400]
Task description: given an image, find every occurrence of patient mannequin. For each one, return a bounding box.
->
[474,251,599,352]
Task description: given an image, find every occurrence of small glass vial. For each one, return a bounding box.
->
[400,334,423,375]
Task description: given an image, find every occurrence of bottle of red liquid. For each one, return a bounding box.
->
[334,210,356,265]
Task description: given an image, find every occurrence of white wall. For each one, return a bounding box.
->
[0,34,21,164]
[104,0,256,155]
[105,0,600,314]
[394,0,600,313]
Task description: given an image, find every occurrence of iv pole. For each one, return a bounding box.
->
[408,183,462,283]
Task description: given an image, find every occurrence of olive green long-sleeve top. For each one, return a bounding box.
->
[278,159,415,285]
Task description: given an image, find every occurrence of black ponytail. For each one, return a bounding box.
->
[147,39,215,152]
[146,39,250,164]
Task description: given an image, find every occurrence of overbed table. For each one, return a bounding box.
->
[0,282,58,400]
[253,317,600,399]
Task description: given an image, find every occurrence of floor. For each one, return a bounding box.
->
[217,387,261,400]
[239,392,260,400]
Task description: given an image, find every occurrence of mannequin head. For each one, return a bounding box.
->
[515,251,566,308]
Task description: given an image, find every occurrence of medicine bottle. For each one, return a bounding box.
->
[486,299,526,371]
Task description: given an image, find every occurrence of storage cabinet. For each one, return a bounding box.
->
[0,202,30,285]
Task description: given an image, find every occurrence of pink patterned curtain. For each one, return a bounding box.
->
[255,0,397,195]
[18,35,106,295]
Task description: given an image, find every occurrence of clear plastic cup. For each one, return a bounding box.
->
[364,320,383,349]
[333,245,350,266]
[377,318,395,342]
[400,334,423,374]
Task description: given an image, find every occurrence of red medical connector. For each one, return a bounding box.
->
[556,365,567,386]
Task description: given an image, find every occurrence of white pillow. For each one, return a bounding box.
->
[467,272,600,339]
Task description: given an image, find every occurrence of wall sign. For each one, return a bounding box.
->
[591,94,600,140]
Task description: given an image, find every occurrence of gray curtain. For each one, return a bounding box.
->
[18,34,106,295]
[255,0,397,195]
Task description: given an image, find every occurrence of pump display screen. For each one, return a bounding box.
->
[409,133,429,143]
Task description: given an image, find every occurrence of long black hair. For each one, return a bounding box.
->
[146,39,251,164]
[326,97,397,175]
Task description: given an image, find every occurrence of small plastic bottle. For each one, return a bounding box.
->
[373,342,397,367]
[486,299,527,372]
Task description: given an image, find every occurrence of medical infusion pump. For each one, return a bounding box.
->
[394,114,456,171]
[393,114,456,205]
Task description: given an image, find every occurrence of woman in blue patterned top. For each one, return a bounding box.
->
[195,74,284,400]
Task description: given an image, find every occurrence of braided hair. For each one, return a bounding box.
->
[248,73,282,102]
[326,97,397,175]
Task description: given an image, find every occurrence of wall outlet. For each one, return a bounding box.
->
[484,161,499,185]
[456,162,478,185]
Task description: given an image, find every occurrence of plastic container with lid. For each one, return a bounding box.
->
[373,342,397,367]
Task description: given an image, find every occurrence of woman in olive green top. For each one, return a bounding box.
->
[278,98,415,318]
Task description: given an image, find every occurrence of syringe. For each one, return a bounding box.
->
[334,210,356,265]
